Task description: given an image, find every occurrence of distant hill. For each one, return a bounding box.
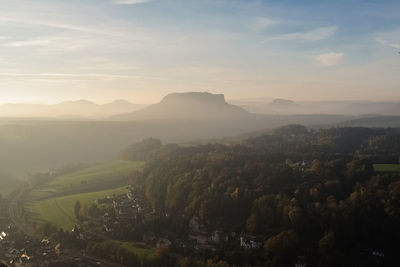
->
[236,99,400,116]
[237,98,312,114]
[112,92,250,121]
[339,116,400,128]
[0,113,352,178]
[342,102,400,115]
[266,98,305,114]
[0,99,145,118]
[381,103,400,116]
[269,98,299,108]
[0,94,354,178]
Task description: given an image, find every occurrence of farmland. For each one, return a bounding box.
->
[24,160,143,229]
[29,160,144,199]
[26,186,128,230]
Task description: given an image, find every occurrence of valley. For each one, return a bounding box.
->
[2,125,399,266]
[1,93,400,266]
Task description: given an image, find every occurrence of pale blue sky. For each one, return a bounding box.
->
[0,0,399,103]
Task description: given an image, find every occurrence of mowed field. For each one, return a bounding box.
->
[373,164,400,173]
[25,160,144,230]
[29,160,144,199]
[26,187,128,230]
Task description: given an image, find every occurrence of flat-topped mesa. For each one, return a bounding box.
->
[160,92,227,105]
[111,91,249,121]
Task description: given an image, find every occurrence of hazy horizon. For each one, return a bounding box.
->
[3,93,400,106]
[0,2,399,266]
[0,0,399,105]
[4,94,400,106]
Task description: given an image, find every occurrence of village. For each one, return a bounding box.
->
[0,183,266,266]
[87,186,264,252]
[1,183,388,267]
[0,222,118,266]
[0,195,120,266]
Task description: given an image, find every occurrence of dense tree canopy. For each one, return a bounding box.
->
[119,126,400,266]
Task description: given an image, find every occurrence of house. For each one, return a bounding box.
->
[127,192,134,200]
[188,216,210,249]
[55,243,61,256]
[21,252,31,261]
[372,251,384,258]
[210,231,223,243]
[156,238,172,248]
[190,235,211,250]
[103,225,113,232]
[240,236,262,250]
[41,239,50,245]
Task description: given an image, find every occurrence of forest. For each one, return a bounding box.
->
[115,125,400,266]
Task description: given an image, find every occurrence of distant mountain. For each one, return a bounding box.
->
[104,99,139,112]
[0,100,145,118]
[236,99,400,116]
[269,98,299,108]
[54,100,99,117]
[381,103,400,116]
[342,102,399,115]
[112,92,250,121]
[339,116,400,128]
[265,98,302,114]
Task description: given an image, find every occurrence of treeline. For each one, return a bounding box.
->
[124,126,400,266]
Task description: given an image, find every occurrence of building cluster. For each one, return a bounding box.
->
[0,224,104,266]
[188,216,262,251]
[0,225,61,265]
[99,188,151,235]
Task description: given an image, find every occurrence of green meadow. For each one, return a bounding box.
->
[25,160,144,230]
[27,186,128,230]
[29,160,144,199]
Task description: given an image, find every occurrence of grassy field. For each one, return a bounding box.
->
[29,160,144,199]
[373,164,400,173]
[0,176,23,196]
[25,160,144,229]
[27,186,128,230]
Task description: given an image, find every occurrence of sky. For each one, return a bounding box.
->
[0,0,399,104]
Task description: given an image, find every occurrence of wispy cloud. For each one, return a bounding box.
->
[1,35,106,53]
[0,72,142,81]
[3,37,61,47]
[0,17,121,37]
[251,17,275,31]
[376,37,400,49]
[266,26,337,42]
[0,16,160,50]
[113,0,151,5]
[316,52,344,67]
